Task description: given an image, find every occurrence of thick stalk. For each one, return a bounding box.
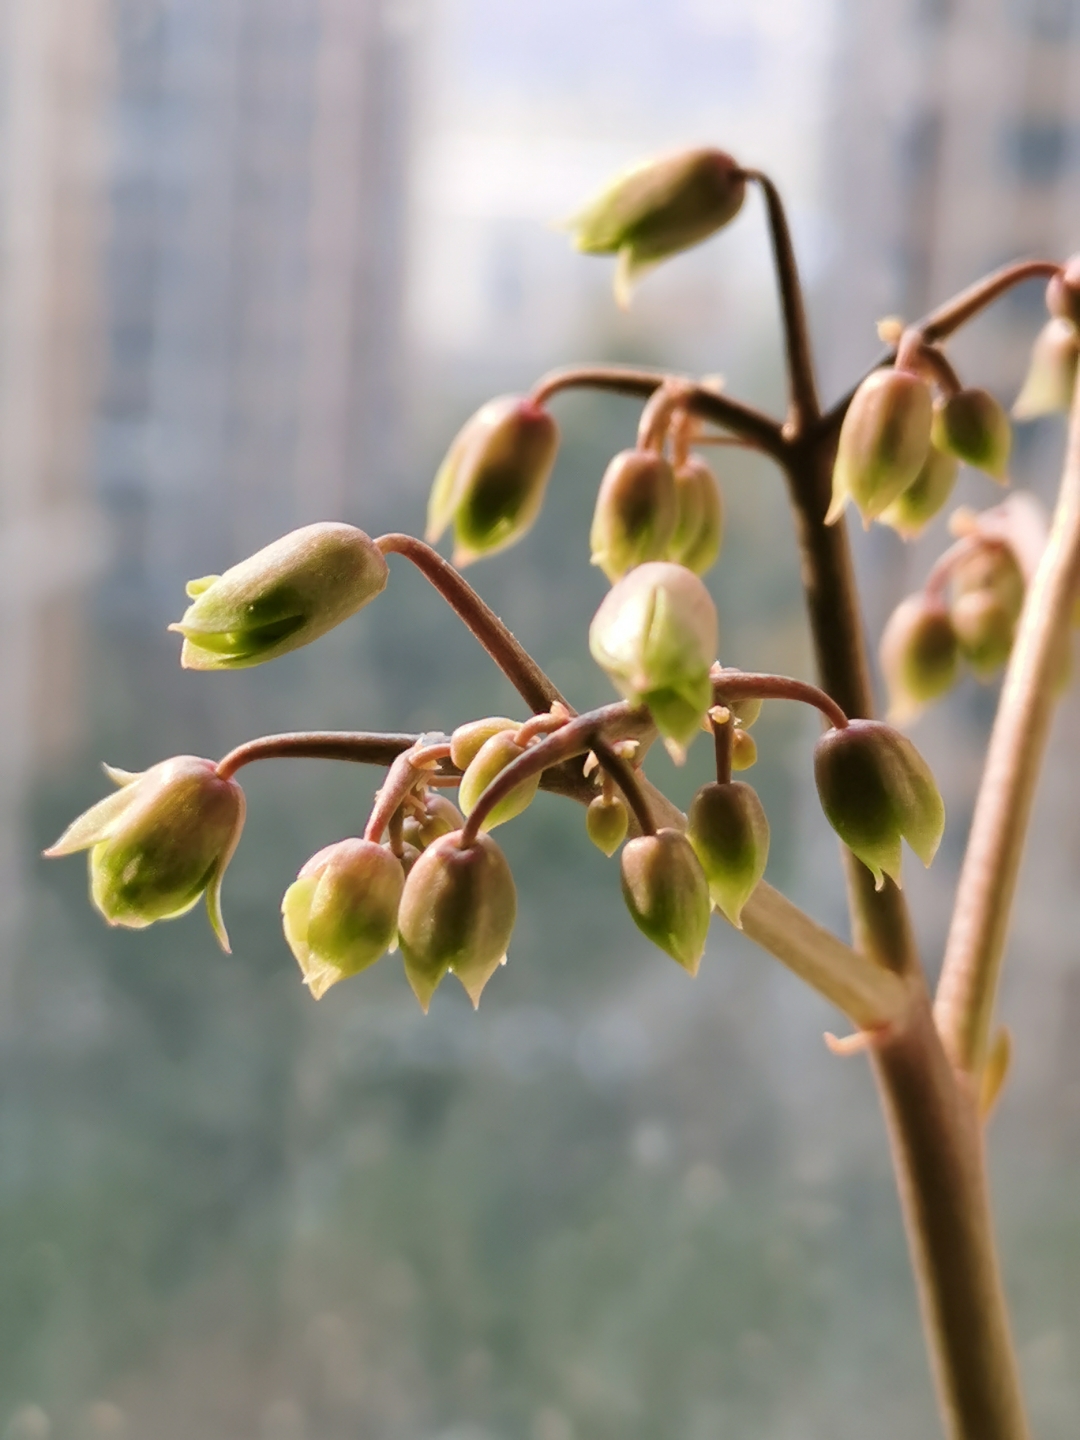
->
[935,374,1080,1074]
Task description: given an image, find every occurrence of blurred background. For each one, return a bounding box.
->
[3,0,1080,1436]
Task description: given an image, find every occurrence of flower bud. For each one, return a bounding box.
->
[586,794,629,857]
[813,720,945,888]
[1012,319,1079,420]
[45,756,245,948]
[726,696,762,729]
[449,716,516,771]
[282,838,404,999]
[731,728,758,771]
[877,446,959,538]
[827,369,933,526]
[880,594,960,722]
[589,449,678,581]
[396,831,517,1010]
[930,389,1011,480]
[620,829,711,972]
[589,561,719,759]
[170,523,388,670]
[951,589,1016,678]
[687,781,769,927]
[401,793,465,851]
[952,543,1025,621]
[1045,256,1080,330]
[458,730,541,831]
[569,148,747,306]
[426,396,559,564]
[668,456,724,575]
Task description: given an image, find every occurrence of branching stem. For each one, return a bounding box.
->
[710,665,849,730]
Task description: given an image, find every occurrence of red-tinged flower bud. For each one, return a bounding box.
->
[731,728,758,771]
[827,369,933,526]
[1013,319,1079,420]
[425,396,559,564]
[687,781,769,927]
[951,589,1016,678]
[396,831,517,1011]
[590,449,678,582]
[569,148,747,306]
[401,793,464,851]
[1045,256,1080,330]
[44,756,245,949]
[952,544,1025,622]
[813,720,945,889]
[170,523,388,670]
[880,594,960,722]
[586,794,629,857]
[620,829,711,973]
[878,447,959,538]
[589,561,719,760]
[668,455,724,575]
[930,389,1011,481]
[449,716,517,771]
[282,838,404,999]
[458,730,541,831]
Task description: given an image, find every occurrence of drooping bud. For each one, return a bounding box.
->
[878,447,959,538]
[1012,319,1079,420]
[282,838,404,999]
[45,756,246,948]
[569,148,747,306]
[458,730,541,831]
[170,523,388,670]
[728,696,762,728]
[586,794,629,857]
[668,456,724,575]
[619,829,711,973]
[1045,256,1080,330]
[425,396,559,564]
[930,389,1011,480]
[880,593,960,722]
[401,793,465,851]
[827,369,933,526]
[951,589,1017,678]
[813,720,945,888]
[449,716,517,771]
[396,831,517,1010]
[687,781,769,927]
[951,543,1026,622]
[731,728,758,771]
[589,560,719,760]
[589,449,678,581]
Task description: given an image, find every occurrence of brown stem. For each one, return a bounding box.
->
[375,533,569,714]
[362,742,451,844]
[744,170,820,430]
[591,737,656,837]
[934,372,1080,1075]
[216,731,429,781]
[710,665,849,731]
[711,710,733,784]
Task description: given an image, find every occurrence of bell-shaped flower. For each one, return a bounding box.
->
[878,447,959,539]
[44,756,245,948]
[590,449,678,581]
[396,830,517,1011]
[569,147,747,306]
[827,369,933,526]
[425,395,559,565]
[687,781,769,927]
[620,829,711,973]
[668,455,724,575]
[282,838,405,999]
[880,593,960,722]
[589,561,719,760]
[170,522,388,670]
[813,720,945,889]
[930,388,1011,480]
[1012,319,1079,420]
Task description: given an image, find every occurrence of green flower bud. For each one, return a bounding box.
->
[282,838,404,999]
[668,456,724,575]
[687,781,769,927]
[619,829,711,973]
[590,449,678,581]
[952,544,1025,621]
[813,720,945,889]
[569,147,747,306]
[731,728,758,771]
[458,730,541,831]
[396,830,517,1011]
[170,523,388,670]
[951,590,1016,678]
[827,369,933,526]
[1012,319,1079,420]
[449,716,517,771]
[1045,256,1080,330]
[878,446,959,538]
[402,793,464,851]
[586,794,629,857]
[45,756,245,949]
[425,396,559,564]
[728,697,762,729]
[930,388,1011,481]
[880,594,960,722]
[589,561,719,760]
